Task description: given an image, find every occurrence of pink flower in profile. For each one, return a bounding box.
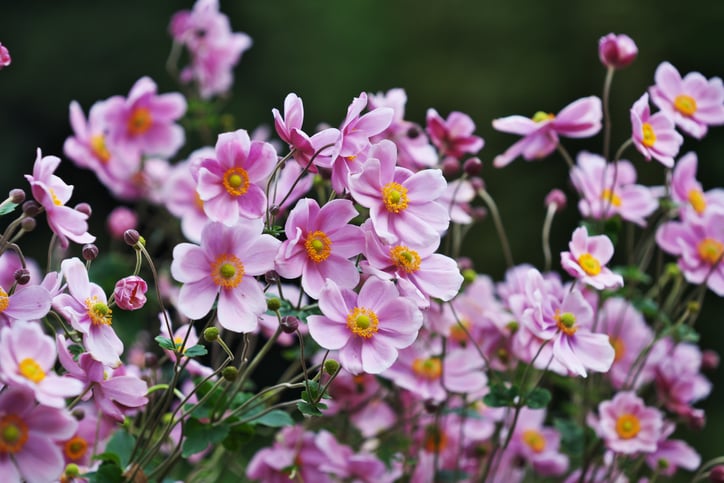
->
[103,76,187,158]
[52,257,123,366]
[670,152,724,218]
[0,387,78,483]
[492,96,602,168]
[0,282,51,327]
[171,220,280,332]
[113,275,148,310]
[560,226,623,290]
[630,93,683,168]
[348,140,449,249]
[592,391,663,454]
[275,198,363,299]
[193,129,277,225]
[0,42,10,69]
[0,321,84,407]
[272,92,305,146]
[425,108,484,159]
[25,149,96,249]
[307,277,423,375]
[598,33,638,69]
[649,61,724,139]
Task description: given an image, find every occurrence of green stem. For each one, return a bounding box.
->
[476,188,514,268]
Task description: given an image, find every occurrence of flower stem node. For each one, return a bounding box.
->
[222,366,239,382]
[266,297,282,312]
[323,359,340,376]
[203,327,220,342]
[280,316,300,334]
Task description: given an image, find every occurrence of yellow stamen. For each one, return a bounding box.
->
[615,413,641,439]
[532,111,555,123]
[85,296,112,326]
[222,167,250,197]
[304,230,332,263]
[210,254,245,289]
[674,94,697,117]
[522,429,546,453]
[0,414,29,454]
[641,123,656,148]
[49,188,64,206]
[90,134,111,164]
[578,253,602,276]
[19,358,46,383]
[381,182,409,213]
[423,426,448,453]
[554,309,577,336]
[389,245,421,273]
[601,188,622,208]
[127,107,153,136]
[688,189,706,215]
[0,287,8,313]
[346,307,379,339]
[697,237,724,265]
[610,336,625,363]
[412,357,442,380]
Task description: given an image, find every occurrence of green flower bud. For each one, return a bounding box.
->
[324,359,340,375]
[222,366,239,381]
[267,297,282,312]
[203,327,220,342]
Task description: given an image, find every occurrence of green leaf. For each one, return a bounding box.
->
[613,265,652,284]
[525,387,551,409]
[103,429,135,469]
[296,401,323,417]
[183,344,208,358]
[482,383,518,408]
[155,335,176,351]
[222,423,255,451]
[0,201,18,216]
[436,469,471,482]
[86,461,124,483]
[182,418,230,457]
[671,324,699,343]
[250,409,294,427]
[554,418,585,457]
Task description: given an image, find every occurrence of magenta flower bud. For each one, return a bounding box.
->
[9,189,25,204]
[113,275,148,310]
[702,349,720,371]
[13,268,31,285]
[463,157,483,177]
[441,157,461,177]
[124,229,141,246]
[74,202,92,217]
[470,177,485,192]
[545,188,567,212]
[20,217,36,232]
[21,200,40,217]
[280,315,300,334]
[598,33,638,69]
[471,206,488,221]
[0,43,10,69]
[710,465,724,483]
[457,256,474,271]
[107,206,138,240]
[82,243,99,261]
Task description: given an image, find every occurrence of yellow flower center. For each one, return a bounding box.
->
[390,245,421,273]
[424,426,448,453]
[381,182,409,213]
[641,123,656,148]
[610,336,625,363]
[173,337,188,354]
[210,254,245,289]
[346,307,379,339]
[601,188,622,208]
[522,429,546,453]
[412,357,442,380]
[532,111,555,123]
[615,413,641,439]
[194,191,205,211]
[554,309,577,336]
[85,297,112,326]
[697,237,724,265]
[674,94,697,117]
[449,319,471,343]
[578,253,602,276]
[304,230,332,263]
[49,188,64,206]
[222,167,250,197]
[0,415,29,454]
[127,107,153,136]
[90,134,111,164]
[688,189,706,215]
[19,358,46,383]
[0,287,8,313]
[64,435,89,461]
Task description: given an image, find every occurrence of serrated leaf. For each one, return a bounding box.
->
[525,387,551,409]
[182,418,230,457]
[0,201,18,216]
[155,335,176,351]
[250,409,294,427]
[183,344,208,358]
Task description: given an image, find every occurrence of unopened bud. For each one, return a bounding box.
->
[598,33,638,70]
[64,463,81,478]
[123,229,141,247]
[657,458,670,470]
[463,157,483,177]
[20,217,36,232]
[203,327,220,342]
[406,126,421,139]
[269,205,280,217]
[441,157,461,178]
[324,359,340,375]
[280,316,300,334]
[71,408,85,420]
[13,268,31,285]
[462,268,476,284]
[21,200,40,217]
[665,263,681,277]
[264,270,280,284]
[144,352,159,368]
[710,465,724,483]
[544,189,567,212]
[471,206,488,221]
[9,189,25,204]
[222,366,239,381]
[702,349,720,371]
[74,202,92,216]
[687,301,701,314]
[82,243,99,261]
[457,257,474,271]
[267,297,282,312]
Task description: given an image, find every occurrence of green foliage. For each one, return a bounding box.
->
[0,201,18,216]
[483,383,519,408]
[525,387,552,409]
[182,418,231,457]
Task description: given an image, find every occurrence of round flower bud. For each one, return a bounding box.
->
[406,126,421,139]
[222,366,239,381]
[21,200,40,217]
[71,408,85,421]
[544,188,567,212]
[457,256,474,271]
[266,297,282,312]
[710,465,724,483]
[264,270,280,284]
[203,327,220,342]
[598,33,638,69]
[123,229,141,247]
[462,268,476,285]
[702,349,720,371]
[107,206,138,240]
[324,359,340,375]
[463,157,483,177]
[113,276,148,311]
[13,268,31,285]
[269,205,280,217]
[20,217,36,232]
[441,157,461,178]
[74,202,92,217]
[82,243,99,261]
[8,188,25,204]
[64,464,81,478]
[280,316,300,334]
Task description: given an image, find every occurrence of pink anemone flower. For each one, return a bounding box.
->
[591,391,663,454]
[560,226,623,290]
[307,277,423,375]
[0,282,51,327]
[670,152,724,218]
[630,93,683,168]
[425,108,484,159]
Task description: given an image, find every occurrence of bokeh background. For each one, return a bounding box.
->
[1,0,723,474]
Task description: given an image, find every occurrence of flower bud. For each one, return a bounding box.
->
[264,270,280,284]
[457,257,474,271]
[21,200,40,217]
[280,315,300,334]
[113,276,148,311]
[64,463,81,478]
[406,126,421,139]
[107,206,138,240]
[470,177,485,192]
[441,157,461,178]
[544,188,567,212]
[702,349,720,371]
[598,33,638,69]
[71,408,85,420]
[82,243,99,261]
[324,359,340,375]
[222,366,239,381]
[269,204,280,217]
[74,202,92,217]
[0,43,10,69]
[462,268,476,285]
[203,327,220,342]
[13,268,31,285]
[8,189,25,204]
[144,352,159,368]
[266,297,282,312]
[20,217,36,232]
[710,465,724,483]
[124,229,141,247]
[463,157,483,177]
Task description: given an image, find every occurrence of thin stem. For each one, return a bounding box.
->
[542,203,557,272]
[602,66,615,161]
[476,188,514,268]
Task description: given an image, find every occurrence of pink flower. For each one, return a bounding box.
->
[164,151,213,243]
[670,151,724,218]
[106,206,138,239]
[571,151,658,226]
[315,430,402,483]
[348,140,449,249]
[598,33,638,69]
[24,149,96,249]
[307,277,423,374]
[560,226,623,290]
[506,408,569,477]
[649,61,724,139]
[113,275,148,310]
[268,161,314,213]
[0,321,84,407]
[272,92,305,146]
[52,257,124,366]
[438,178,476,224]
[645,421,700,476]
[630,93,683,168]
[592,391,663,454]
[425,108,484,159]
[0,388,78,483]
[492,96,602,168]
[171,220,280,332]
[0,42,10,69]
[193,129,277,225]
[103,76,187,158]
[0,281,51,327]
[275,198,363,299]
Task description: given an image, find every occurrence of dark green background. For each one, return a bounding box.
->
[1,0,723,473]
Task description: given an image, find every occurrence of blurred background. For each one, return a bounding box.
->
[1,0,723,472]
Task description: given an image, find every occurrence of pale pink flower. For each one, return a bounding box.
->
[348,140,449,249]
[630,92,683,168]
[25,149,96,249]
[316,430,402,483]
[598,33,638,69]
[560,226,623,290]
[0,281,51,327]
[438,178,476,225]
[645,421,700,476]
[492,96,602,167]
[425,108,484,159]
[649,61,724,139]
[275,198,363,299]
[505,408,569,477]
[193,129,277,225]
[171,220,280,332]
[164,151,213,243]
[113,275,148,310]
[307,277,422,374]
[591,391,663,454]
[670,151,724,218]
